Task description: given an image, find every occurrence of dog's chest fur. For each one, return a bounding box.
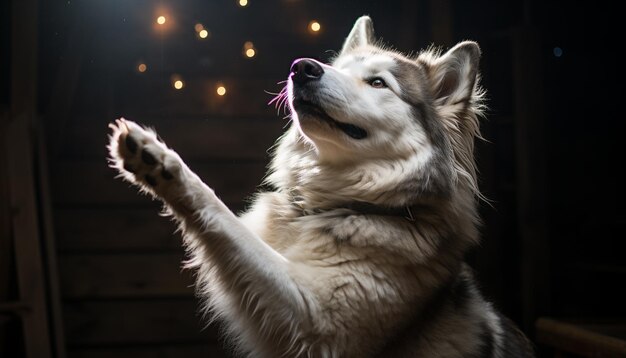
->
[237,191,462,356]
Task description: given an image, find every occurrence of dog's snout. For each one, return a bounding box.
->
[290,58,324,85]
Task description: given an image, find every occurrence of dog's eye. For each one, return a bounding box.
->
[368,78,387,88]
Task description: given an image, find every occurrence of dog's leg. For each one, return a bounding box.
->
[108,118,310,334]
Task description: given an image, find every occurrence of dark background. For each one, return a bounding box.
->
[1,0,624,357]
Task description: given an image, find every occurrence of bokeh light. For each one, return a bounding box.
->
[137,63,147,73]
[239,0,248,7]
[199,29,209,39]
[243,41,256,58]
[157,16,166,25]
[194,23,204,32]
[309,20,321,33]
[174,80,184,90]
[216,85,226,96]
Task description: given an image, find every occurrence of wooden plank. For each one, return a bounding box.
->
[0,301,30,314]
[35,122,68,358]
[50,161,267,207]
[44,2,87,159]
[67,343,230,358]
[0,110,10,355]
[73,77,287,119]
[536,318,626,356]
[512,28,549,332]
[58,117,285,161]
[0,110,10,302]
[58,253,194,299]
[55,208,181,252]
[63,299,218,345]
[10,0,37,115]
[6,115,52,357]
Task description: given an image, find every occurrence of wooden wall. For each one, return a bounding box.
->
[40,1,432,356]
[24,0,624,357]
[52,117,283,357]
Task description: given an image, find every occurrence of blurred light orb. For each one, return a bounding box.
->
[157,16,166,25]
[217,86,226,96]
[199,29,209,39]
[174,80,184,90]
[137,63,147,73]
[238,0,248,7]
[309,20,321,32]
[195,23,204,32]
[553,47,563,57]
[243,41,256,58]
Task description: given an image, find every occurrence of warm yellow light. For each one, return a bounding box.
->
[238,0,248,7]
[245,48,256,58]
[174,80,184,90]
[216,86,226,96]
[199,29,209,39]
[309,20,321,32]
[137,63,147,73]
[194,23,204,32]
[157,16,166,25]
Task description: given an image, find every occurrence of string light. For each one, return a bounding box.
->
[194,23,210,39]
[216,85,227,96]
[157,15,166,25]
[243,41,256,58]
[309,20,321,33]
[238,0,248,7]
[171,75,184,90]
[137,63,147,73]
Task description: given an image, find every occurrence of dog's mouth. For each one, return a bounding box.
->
[292,99,368,140]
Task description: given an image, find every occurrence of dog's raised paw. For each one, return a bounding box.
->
[108,118,182,191]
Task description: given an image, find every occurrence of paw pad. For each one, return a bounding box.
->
[141,149,157,165]
[108,118,182,191]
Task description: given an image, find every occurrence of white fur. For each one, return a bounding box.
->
[107,16,532,358]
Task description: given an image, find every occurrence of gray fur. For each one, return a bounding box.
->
[107,16,534,358]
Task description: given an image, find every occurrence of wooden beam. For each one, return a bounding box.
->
[0,301,30,314]
[63,299,217,345]
[6,115,52,358]
[58,253,194,299]
[10,0,37,116]
[512,27,550,332]
[8,0,57,356]
[536,318,626,356]
[50,161,267,207]
[43,4,86,157]
[35,124,67,358]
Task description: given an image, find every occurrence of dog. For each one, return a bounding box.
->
[108,15,534,357]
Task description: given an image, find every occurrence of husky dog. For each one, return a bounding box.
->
[108,16,533,358]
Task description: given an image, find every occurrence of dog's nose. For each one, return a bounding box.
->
[290,58,324,85]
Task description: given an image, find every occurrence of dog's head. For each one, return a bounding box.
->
[276,16,484,205]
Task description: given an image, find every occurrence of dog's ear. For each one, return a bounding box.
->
[340,16,375,55]
[422,41,481,107]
